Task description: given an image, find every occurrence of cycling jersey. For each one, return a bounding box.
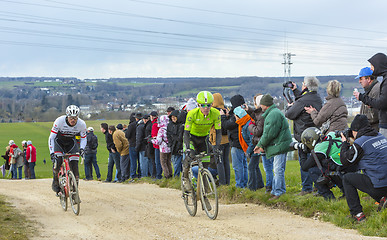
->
[48,115,87,154]
[184,108,221,137]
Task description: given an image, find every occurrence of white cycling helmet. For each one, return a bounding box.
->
[66,105,80,117]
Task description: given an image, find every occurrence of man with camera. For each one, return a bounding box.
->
[285,76,322,196]
[340,114,387,222]
[299,127,345,200]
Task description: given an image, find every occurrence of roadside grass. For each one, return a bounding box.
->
[0,195,33,240]
[0,122,386,237]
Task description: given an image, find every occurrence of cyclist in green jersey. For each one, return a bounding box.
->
[182,91,222,191]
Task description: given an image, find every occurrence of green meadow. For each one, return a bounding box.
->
[0,121,386,237]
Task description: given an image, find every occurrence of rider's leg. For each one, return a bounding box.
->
[52,155,63,193]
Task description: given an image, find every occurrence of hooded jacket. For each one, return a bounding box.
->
[167,110,184,155]
[135,119,147,152]
[112,129,129,156]
[359,53,387,128]
[151,115,171,153]
[285,88,322,141]
[209,93,229,145]
[125,116,137,146]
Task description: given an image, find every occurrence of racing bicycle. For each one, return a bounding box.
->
[181,152,219,220]
[57,153,81,215]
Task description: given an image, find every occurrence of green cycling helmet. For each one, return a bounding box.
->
[196,91,214,105]
[301,127,322,150]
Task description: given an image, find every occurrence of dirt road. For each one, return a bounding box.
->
[0,179,384,240]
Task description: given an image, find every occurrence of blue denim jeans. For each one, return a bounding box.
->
[247,154,264,191]
[261,154,274,188]
[107,152,121,181]
[172,154,182,177]
[154,148,163,179]
[139,151,151,177]
[84,153,94,180]
[29,162,36,179]
[231,147,248,188]
[298,149,313,192]
[129,147,138,179]
[217,143,231,185]
[271,153,287,196]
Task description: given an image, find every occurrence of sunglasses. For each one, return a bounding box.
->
[69,116,78,120]
[199,104,212,108]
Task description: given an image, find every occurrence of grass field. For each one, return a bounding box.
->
[0,121,386,237]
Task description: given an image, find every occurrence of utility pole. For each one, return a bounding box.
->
[282,52,296,81]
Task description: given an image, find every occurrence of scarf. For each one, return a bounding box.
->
[236,114,252,152]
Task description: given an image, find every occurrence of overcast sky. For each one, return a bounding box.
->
[0,0,387,79]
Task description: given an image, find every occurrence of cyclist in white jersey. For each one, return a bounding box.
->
[48,105,87,194]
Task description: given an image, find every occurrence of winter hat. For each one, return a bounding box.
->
[255,95,263,106]
[230,94,245,109]
[170,110,180,117]
[212,93,225,109]
[27,140,32,145]
[150,111,158,117]
[350,114,370,131]
[116,123,123,130]
[87,127,94,132]
[135,112,143,119]
[8,140,14,146]
[185,98,198,111]
[143,114,150,119]
[234,106,247,119]
[260,94,274,106]
[167,107,175,112]
[21,140,27,146]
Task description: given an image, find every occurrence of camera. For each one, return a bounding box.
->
[334,128,352,139]
[316,174,335,189]
[282,81,293,88]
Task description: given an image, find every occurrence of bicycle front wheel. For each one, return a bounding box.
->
[181,174,197,217]
[59,174,67,211]
[200,169,218,220]
[68,171,80,215]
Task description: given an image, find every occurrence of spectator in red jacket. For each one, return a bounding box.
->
[26,140,36,179]
[150,111,163,179]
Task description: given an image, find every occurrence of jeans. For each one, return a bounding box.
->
[247,154,264,191]
[107,152,121,181]
[24,160,30,179]
[261,154,274,188]
[271,153,287,196]
[155,148,163,179]
[343,172,387,215]
[129,147,138,179]
[120,154,130,180]
[216,143,230,185]
[298,150,313,192]
[29,162,36,179]
[231,147,248,188]
[84,153,94,180]
[139,151,150,177]
[12,165,22,179]
[172,154,183,177]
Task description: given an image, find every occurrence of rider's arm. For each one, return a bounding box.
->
[79,122,87,151]
[48,118,60,154]
[183,130,191,151]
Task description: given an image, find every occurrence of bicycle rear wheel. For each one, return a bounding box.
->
[59,174,68,211]
[200,169,218,220]
[181,174,197,217]
[68,171,80,215]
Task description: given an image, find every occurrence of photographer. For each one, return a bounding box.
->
[285,76,322,196]
[340,114,387,222]
[298,127,345,200]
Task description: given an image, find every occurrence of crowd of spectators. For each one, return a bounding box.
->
[1,52,387,223]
